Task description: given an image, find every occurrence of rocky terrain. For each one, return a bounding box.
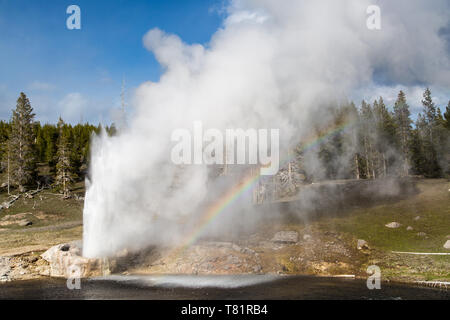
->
[133,230,364,276]
[0,252,49,282]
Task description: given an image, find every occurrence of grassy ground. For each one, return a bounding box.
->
[318,179,449,252]
[314,179,450,281]
[240,179,450,281]
[0,179,84,255]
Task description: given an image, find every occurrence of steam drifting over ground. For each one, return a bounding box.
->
[83,0,450,258]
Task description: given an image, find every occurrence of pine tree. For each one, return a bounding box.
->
[9,92,37,191]
[0,121,11,193]
[444,101,450,176]
[434,107,449,176]
[422,88,437,129]
[393,90,412,176]
[42,124,58,172]
[55,118,76,198]
[0,121,11,171]
[419,88,441,177]
[71,123,97,176]
[34,122,46,163]
[373,97,397,176]
[341,101,361,179]
[106,123,117,136]
[444,101,450,130]
[360,100,376,178]
[409,127,426,176]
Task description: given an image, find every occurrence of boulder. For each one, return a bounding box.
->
[357,239,369,250]
[385,222,401,228]
[41,241,107,278]
[0,257,11,274]
[0,257,11,282]
[414,216,421,221]
[444,240,450,250]
[406,226,414,231]
[18,220,32,227]
[271,231,299,244]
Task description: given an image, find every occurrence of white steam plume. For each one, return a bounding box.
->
[83,0,450,258]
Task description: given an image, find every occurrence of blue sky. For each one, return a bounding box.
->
[0,0,223,124]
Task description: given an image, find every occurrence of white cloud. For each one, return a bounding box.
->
[224,10,268,25]
[58,92,88,123]
[352,85,450,117]
[28,81,55,91]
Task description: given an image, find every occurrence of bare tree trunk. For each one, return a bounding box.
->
[402,129,409,177]
[354,154,360,179]
[63,169,66,197]
[364,137,370,179]
[372,164,376,179]
[7,148,10,195]
[404,157,409,177]
[382,153,387,177]
[368,141,375,179]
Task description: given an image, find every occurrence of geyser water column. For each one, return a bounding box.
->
[82,127,212,258]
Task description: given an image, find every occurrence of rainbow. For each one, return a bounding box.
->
[169,119,354,257]
[177,173,259,253]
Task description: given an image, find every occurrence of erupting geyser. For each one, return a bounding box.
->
[82,0,450,258]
